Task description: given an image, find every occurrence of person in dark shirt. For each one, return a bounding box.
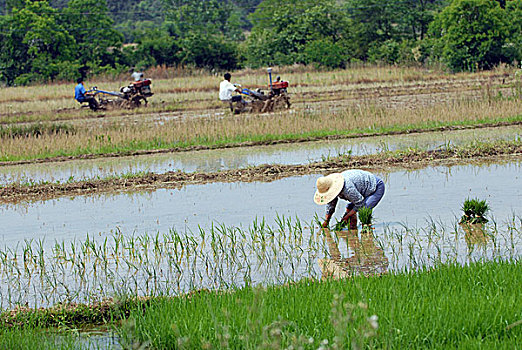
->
[74,78,99,111]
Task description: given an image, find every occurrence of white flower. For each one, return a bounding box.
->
[368,315,379,329]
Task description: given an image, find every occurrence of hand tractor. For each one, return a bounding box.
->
[86,78,154,110]
[231,68,291,114]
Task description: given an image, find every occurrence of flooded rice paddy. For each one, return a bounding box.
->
[0,125,520,185]
[0,158,520,309]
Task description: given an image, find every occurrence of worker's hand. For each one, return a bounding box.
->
[341,209,356,223]
[321,214,332,228]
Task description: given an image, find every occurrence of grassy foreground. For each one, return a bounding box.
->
[0,261,520,349]
[117,261,522,349]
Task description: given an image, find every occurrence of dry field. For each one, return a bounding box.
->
[0,65,521,162]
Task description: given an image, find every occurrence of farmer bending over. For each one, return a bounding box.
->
[75,78,99,111]
[314,169,385,229]
[219,72,244,111]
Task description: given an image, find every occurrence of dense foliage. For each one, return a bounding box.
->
[0,0,521,85]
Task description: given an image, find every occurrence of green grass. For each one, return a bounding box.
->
[120,260,522,349]
[0,328,87,350]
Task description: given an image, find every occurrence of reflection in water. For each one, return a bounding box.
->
[0,214,519,310]
[1,159,520,250]
[1,125,520,185]
[319,228,388,279]
[460,223,491,250]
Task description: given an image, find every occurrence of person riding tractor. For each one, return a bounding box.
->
[74,77,99,111]
[219,72,245,112]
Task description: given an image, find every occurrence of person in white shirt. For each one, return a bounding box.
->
[219,72,244,111]
[131,71,144,82]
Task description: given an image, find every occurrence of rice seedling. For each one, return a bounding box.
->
[0,212,518,315]
[358,207,373,230]
[0,327,89,349]
[460,198,490,224]
[119,260,522,349]
[333,219,349,231]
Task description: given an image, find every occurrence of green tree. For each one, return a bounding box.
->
[303,39,346,68]
[3,0,24,12]
[162,0,242,40]
[133,30,181,67]
[180,32,239,70]
[504,0,522,64]
[158,0,242,69]
[399,0,449,40]
[343,0,447,60]
[0,0,77,85]
[60,0,123,68]
[429,0,510,71]
[245,0,348,67]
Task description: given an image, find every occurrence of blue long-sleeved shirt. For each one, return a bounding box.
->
[326,170,377,216]
[75,83,86,101]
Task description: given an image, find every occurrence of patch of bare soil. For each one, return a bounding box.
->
[1,142,520,204]
[1,74,512,125]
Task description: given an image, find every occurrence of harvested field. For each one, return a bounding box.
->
[0,66,521,162]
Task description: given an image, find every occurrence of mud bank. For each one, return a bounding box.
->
[1,124,520,186]
[1,141,521,204]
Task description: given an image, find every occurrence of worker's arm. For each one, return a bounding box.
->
[322,197,339,228]
[341,208,356,223]
[321,214,332,228]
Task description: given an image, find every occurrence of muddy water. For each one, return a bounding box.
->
[0,125,520,185]
[1,159,520,248]
[0,159,520,309]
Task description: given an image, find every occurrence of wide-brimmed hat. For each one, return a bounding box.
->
[314,173,344,205]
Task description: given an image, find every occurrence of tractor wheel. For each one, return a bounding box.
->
[251,100,264,113]
[132,97,142,108]
[232,101,245,114]
[272,94,291,110]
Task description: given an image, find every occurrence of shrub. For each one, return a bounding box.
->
[303,39,346,69]
[368,40,401,65]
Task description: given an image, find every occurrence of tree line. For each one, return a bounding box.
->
[0,0,521,86]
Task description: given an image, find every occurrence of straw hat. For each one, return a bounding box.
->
[314,173,344,205]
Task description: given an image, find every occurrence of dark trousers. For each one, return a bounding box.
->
[347,177,385,211]
[78,96,99,111]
